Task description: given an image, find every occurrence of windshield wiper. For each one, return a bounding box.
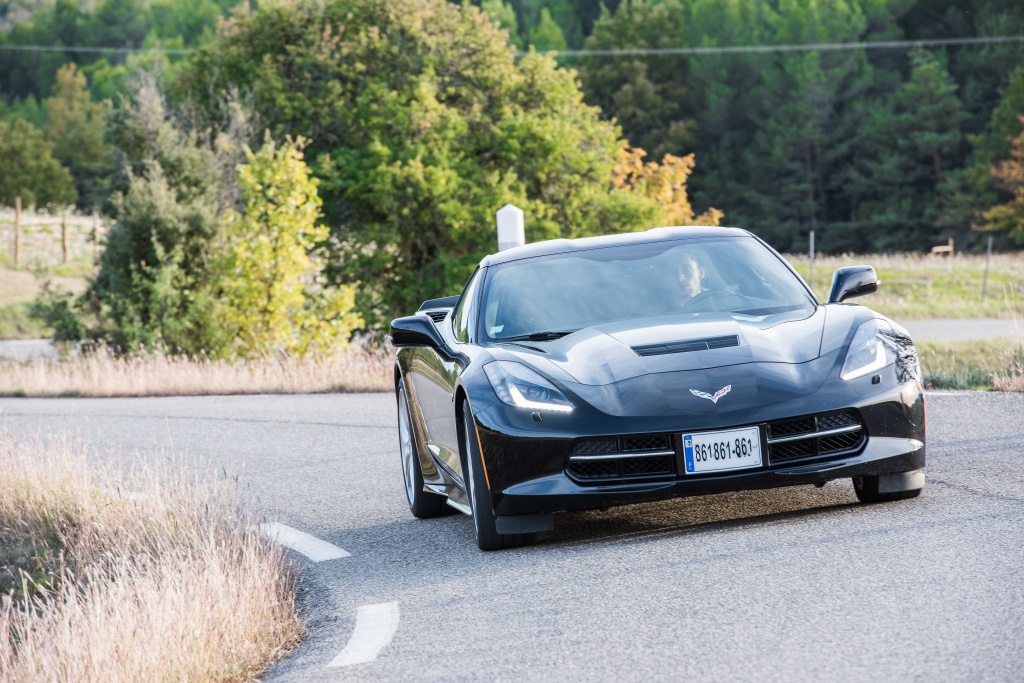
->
[498,330,578,342]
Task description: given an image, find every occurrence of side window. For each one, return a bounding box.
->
[453,268,482,344]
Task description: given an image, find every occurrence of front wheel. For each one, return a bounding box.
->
[462,403,535,551]
[853,469,925,503]
[398,379,451,518]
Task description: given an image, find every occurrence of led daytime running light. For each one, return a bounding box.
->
[508,383,574,412]
[483,361,575,412]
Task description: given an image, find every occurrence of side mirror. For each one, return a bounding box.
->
[418,295,460,311]
[390,315,447,349]
[827,266,879,304]
[390,314,469,365]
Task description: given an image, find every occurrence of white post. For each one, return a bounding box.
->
[496,204,525,252]
[808,229,815,291]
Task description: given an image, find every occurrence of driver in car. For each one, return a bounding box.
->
[669,252,707,311]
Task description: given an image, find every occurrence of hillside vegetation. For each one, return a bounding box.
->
[1,0,1023,351]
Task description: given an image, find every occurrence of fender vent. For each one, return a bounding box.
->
[423,310,448,324]
[632,334,739,357]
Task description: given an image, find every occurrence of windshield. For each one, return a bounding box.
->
[480,236,815,342]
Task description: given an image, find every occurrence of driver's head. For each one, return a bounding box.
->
[675,253,706,298]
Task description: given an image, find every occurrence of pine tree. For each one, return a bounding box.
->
[976,118,1024,243]
[528,8,567,51]
[44,63,111,210]
[481,0,523,49]
[0,118,77,209]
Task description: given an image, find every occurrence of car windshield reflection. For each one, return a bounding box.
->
[481,236,816,342]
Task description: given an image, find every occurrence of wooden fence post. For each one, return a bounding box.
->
[92,213,99,265]
[13,196,21,267]
[61,215,69,263]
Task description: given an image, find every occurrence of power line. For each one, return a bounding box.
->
[532,35,1024,57]
[1,34,1022,57]
[0,44,192,54]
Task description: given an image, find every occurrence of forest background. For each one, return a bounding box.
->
[2,0,1024,356]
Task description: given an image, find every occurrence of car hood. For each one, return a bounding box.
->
[513,307,829,386]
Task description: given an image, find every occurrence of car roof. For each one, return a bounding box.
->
[479,226,754,267]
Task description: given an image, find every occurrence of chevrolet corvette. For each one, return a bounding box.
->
[390,227,925,550]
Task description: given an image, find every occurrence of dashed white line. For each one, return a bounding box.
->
[327,602,401,668]
[257,522,351,562]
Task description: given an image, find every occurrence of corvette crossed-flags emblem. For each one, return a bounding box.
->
[689,385,732,404]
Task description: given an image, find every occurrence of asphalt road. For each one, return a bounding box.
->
[0,391,1021,682]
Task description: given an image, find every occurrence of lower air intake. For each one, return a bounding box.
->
[767,410,865,463]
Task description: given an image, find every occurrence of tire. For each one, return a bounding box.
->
[853,472,924,504]
[461,402,536,551]
[397,379,451,518]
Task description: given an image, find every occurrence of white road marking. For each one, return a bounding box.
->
[257,523,351,562]
[327,602,401,668]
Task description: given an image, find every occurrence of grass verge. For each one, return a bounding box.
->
[0,346,393,397]
[786,252,1024,320]
[919,337,1024,390]
[0,431,303,681]
[0,303,49,340]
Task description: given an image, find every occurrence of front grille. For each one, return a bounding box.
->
[621,435,670,452]
[567,459,620,479]
[768,417,815,438]
[567,433,674,482]
[621,456,674,476]
[767,410,865,463]
[571,439,618,455]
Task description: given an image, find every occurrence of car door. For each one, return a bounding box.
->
[407,268,482,483]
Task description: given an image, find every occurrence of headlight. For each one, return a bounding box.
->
[840,319,898,380]
[483,361,574,412]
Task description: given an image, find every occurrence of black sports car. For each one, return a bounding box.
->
[390,227,925,550]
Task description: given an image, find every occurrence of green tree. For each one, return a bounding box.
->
[528,7,567,51]
[218,136,362,357]
[481,0,523,49]
[543,0,583,49]
[976,118,1024,243]
[0,118,77,209]
[44,63,111,210]
[837,49,967,250]
[179,0,693,327]
[580,0,693,159]
[967,66,1024,197]
[0,0,234,102]
[87,79,224,353]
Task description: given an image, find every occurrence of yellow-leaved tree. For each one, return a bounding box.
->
[612,145,723,227]
[976,116,1024,243]
[219,135,362,357]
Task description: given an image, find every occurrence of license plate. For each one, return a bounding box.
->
[682,426,762,475]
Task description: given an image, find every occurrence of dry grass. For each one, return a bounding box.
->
[785,252,1024,320]
[0,346,393,397]
[918,337,1024,390]
[0,265,88,307]
[0,432,304,682]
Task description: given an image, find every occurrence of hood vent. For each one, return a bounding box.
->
[631,334,739,357]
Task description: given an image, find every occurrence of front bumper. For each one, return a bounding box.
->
[494,436,924,515]
[472,373,926,517]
